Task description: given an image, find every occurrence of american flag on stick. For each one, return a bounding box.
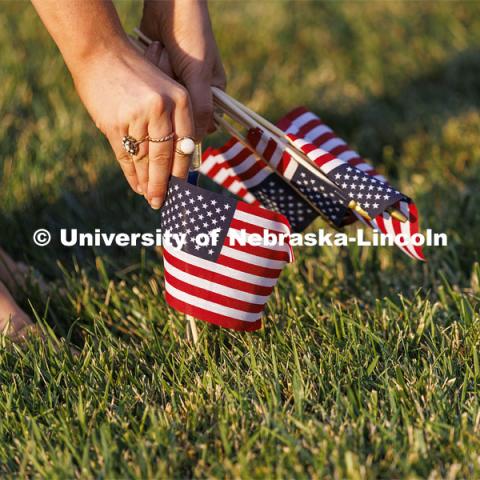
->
[203,90,425,261]
[160,177,293,331]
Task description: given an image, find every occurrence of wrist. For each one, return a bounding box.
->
[67,35,135,79]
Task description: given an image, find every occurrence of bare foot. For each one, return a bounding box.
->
[0,280,34,339]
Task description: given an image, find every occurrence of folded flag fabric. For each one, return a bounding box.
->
[202,107,425,261]
[160,176,293,331]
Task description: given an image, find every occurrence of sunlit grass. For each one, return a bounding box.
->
[0,1,479,477]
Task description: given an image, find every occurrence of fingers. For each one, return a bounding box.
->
[128,122,149,195]
[147,105,174,210]
[172,90,195,179]
[184,79,213,140]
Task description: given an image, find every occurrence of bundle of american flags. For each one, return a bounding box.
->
[201,89,425,262]
[130,29,425,336]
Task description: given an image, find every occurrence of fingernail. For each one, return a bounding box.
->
[136,184,143,194]
[151,197,162,210]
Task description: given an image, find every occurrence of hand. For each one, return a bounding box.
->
[72,44,194,209]
[140,0,227,140]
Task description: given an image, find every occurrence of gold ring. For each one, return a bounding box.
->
[148,132,175,143]
[122,135,148,156]
[175,136,196,156]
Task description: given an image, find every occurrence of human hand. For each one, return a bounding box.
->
[140,0,227,140]
[72,44,194,209]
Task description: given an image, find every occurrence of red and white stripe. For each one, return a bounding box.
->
[277,107,387,182]
[164,202,293,331]
[200,142,272,204]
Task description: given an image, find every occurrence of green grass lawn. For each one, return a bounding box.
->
[1,0,480,477]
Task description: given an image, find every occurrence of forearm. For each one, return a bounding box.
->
[31,0,131,74]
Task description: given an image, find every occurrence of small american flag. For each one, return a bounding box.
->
[202,107,425,261]
[160,177,293,331]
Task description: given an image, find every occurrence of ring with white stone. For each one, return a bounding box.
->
[175,136,196,156]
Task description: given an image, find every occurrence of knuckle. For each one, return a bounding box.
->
[173,87,189,108]
[149,94,171,116]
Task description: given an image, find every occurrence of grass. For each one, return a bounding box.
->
[0,0,480,477]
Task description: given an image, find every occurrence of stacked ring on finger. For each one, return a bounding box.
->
[175,136,196,156]
[122,132,176,156]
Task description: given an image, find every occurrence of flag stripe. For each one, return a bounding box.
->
[164,270,265,313]
[163,249,274,295]
[165,292,262,331]
[163,256,269,304]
